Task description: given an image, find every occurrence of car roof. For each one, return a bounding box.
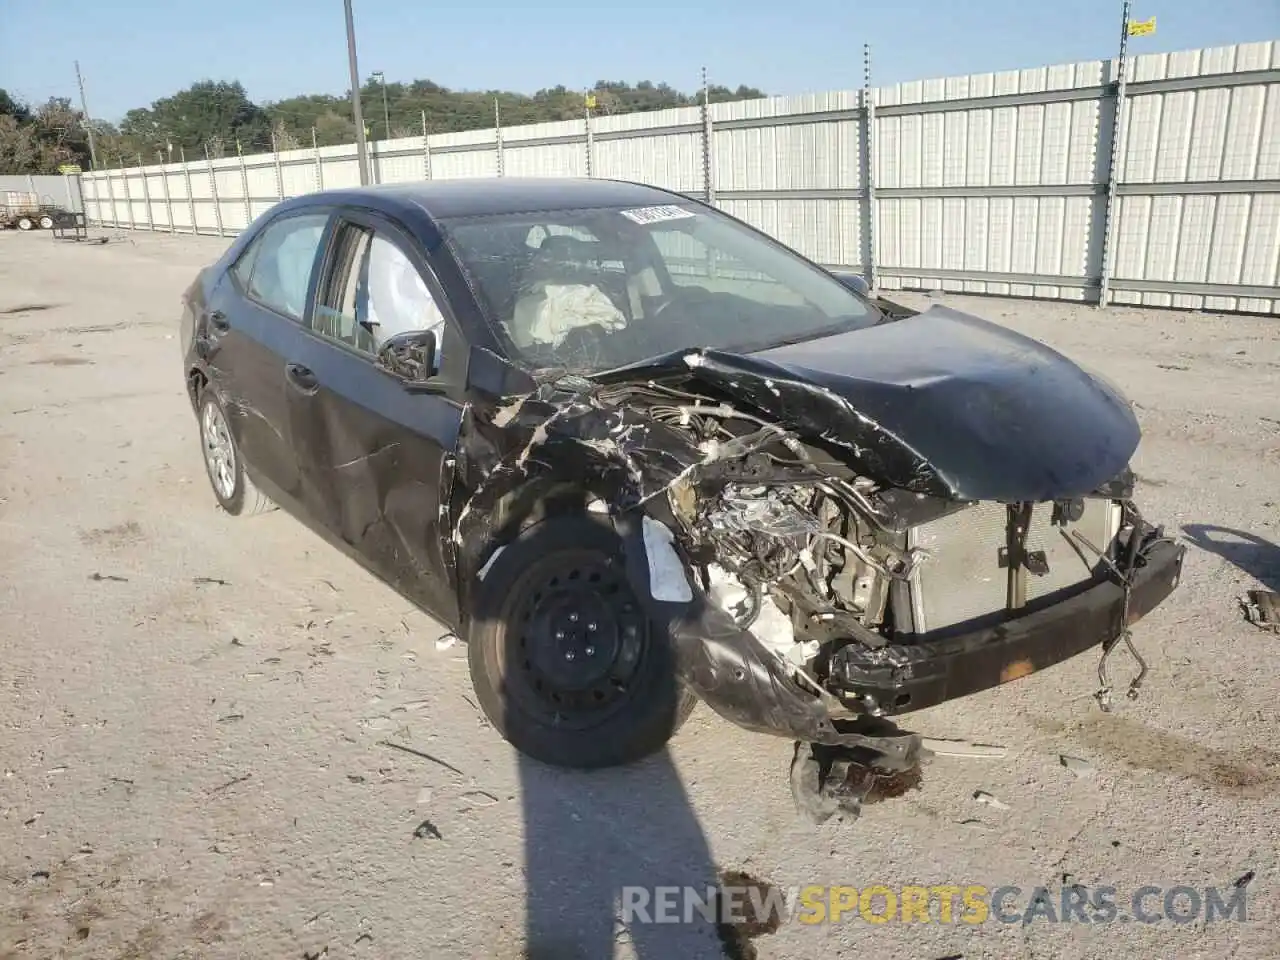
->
[296,177,688,220]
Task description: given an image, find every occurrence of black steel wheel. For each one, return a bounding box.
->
[467,514,697,768]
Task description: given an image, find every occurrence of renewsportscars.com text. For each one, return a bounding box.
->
[620,883,1249,926]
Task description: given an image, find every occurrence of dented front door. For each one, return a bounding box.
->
[284,211,463,624]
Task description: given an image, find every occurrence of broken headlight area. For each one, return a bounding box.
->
[609,383,1134,711]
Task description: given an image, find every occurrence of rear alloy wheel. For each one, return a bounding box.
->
[16,216,33,231]
[38,215,54,230]
[467,515,697,769]
[197,388,274,517]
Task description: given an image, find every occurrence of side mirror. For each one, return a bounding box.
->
[831,271,871,297]
[377,329,437,384]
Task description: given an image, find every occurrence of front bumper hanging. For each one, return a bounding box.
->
[619,512,1184,757]
[829,538,1185,715]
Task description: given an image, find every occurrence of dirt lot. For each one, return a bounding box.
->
[2,227,1278,960]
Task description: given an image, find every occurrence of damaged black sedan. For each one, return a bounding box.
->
[181,178,1184,791]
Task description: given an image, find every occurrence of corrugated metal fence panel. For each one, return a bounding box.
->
[1109,41,1280,312]
[73,41,1279,313]
[592,105,705,193]
[875,58,1113,301]
[722,197,865,269]
[709,92,867,271]
[282,158,317,198]
[501,118,590,178]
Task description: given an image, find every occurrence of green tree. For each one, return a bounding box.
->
[120,80,271,157]
[15,76,769,166]
[0,90,95,173]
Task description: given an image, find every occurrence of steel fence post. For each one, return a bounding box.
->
[863,43,878,291]
[312,128,324,192]
[584,95,594,178]
[181,147,198,235]
[237,140,252,229]
[120,163,135,230]
[701,67,715,206]
[137,155,156,231]
[160,161,175,233]
[421,112,432,181]
[104,170,118,229]
[1098,0,1133,308]
[206,144,225,238]
[272,131,285,200]
[494,98,504,177]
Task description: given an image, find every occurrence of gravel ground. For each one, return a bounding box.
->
[2,227,1278,960]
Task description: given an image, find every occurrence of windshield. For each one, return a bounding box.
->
[440,201,876,375]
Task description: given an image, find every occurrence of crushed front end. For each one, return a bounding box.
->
[592,379,1184,731]
[451,328,1185,819]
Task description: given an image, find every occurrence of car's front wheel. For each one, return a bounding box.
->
[467,515,697,769]
[197,387,273,517]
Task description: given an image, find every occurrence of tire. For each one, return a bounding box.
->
[38,215,54,230]
[16,217,33,231]
[196,386,274,517]
[467,514,698,769]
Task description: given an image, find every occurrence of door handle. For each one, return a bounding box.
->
[285,362,320,394]
[209,309,230,333]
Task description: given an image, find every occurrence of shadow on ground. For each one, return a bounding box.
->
[520,752,727,959]
[1181,523,1280,593]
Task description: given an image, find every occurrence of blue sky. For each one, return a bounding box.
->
[2,0,1277,121]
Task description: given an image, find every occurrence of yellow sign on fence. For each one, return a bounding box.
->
[58,163,82,174]
[1128,16,1156,36]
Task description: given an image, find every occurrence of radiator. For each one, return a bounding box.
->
[893,499,1122,636]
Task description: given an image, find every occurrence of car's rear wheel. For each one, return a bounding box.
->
[16,216,33,231]
[197,387,274,517]
[467,515,697,769]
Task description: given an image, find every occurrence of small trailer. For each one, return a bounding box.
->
[0,191,61,231]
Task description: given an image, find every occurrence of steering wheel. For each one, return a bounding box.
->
[651,286,717,319]
[555,323,612,366]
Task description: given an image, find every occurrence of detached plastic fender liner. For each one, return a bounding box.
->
[610,510,915,762]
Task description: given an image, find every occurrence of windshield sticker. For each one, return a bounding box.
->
[619,205,696,225]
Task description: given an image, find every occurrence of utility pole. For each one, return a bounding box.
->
[74,61,99,170]
[344,0,371,185]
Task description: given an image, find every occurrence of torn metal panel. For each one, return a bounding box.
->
[610,510,917,760]
[449,379,710,617]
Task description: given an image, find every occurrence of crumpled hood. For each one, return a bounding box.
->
[663,305,1139,502]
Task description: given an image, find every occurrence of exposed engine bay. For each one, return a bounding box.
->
[597,379,1142,718]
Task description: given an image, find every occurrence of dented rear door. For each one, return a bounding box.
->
[205,210,331,505]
